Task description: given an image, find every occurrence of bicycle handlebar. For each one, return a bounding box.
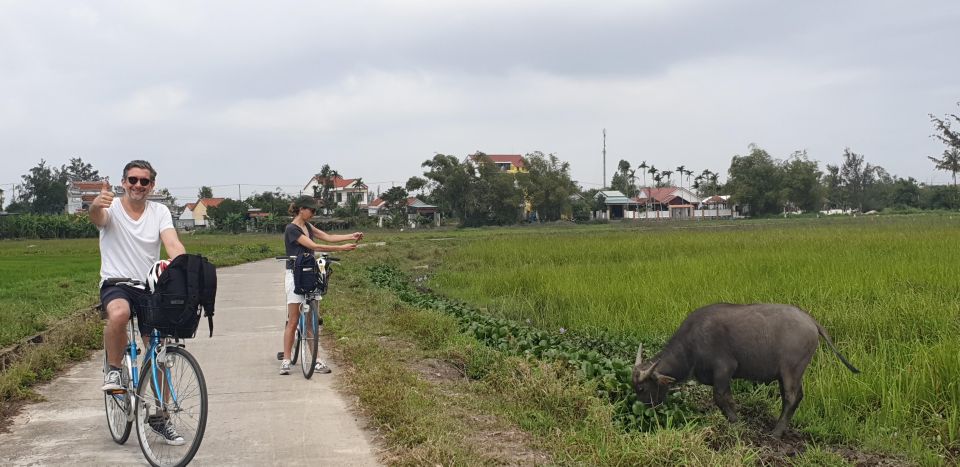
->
[104,277,144,286]
[275,254,341,262]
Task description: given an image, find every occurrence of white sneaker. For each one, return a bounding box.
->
[314,361,332,374]
[102,369,123,391]
[279,359,291,375]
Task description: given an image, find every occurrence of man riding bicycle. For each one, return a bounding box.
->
[91,160,187,445]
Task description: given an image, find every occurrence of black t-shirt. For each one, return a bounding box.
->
[284,223,314,269]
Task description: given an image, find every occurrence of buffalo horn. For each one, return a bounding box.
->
[635,360,659,382]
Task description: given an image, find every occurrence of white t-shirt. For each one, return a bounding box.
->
[98,199,175,286]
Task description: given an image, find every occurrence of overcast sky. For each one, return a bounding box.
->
[2,0,959,204]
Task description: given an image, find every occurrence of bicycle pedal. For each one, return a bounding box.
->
[276,351,284,360]
[106,388,127,395]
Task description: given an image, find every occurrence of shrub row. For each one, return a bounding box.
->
[0,214,97,239]
[368,264,699,430]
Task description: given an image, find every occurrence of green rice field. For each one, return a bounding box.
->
[429,215,960,464]
[0,234,283,348]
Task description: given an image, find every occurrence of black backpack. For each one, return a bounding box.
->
[146,254,218,338]
[292,252,320,294]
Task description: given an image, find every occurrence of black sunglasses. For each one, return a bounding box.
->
[126,176,153,187]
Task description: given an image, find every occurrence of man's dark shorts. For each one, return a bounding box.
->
[100,284,152,335]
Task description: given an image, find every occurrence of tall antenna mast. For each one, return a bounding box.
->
[602,128,607,189]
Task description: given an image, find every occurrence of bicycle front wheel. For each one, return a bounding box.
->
[135,347,208,467]
[104,352,132,444]
[290,324,301,365]
[300,301,319,379]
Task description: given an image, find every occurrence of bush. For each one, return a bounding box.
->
[0,214,97,239]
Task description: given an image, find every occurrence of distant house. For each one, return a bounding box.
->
[697,195,742,219]
[65,181,105,214]
[177,203,197,229]
[302,175,369,209]
[594,190,640,220]
[67,181,177,215]
[190,198,225,227]
[368,197,441,228]
[636,187,701,219]
[467,153,527,174]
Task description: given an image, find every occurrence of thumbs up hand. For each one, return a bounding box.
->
[94,179,114,209]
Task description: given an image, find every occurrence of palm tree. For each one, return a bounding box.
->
[638,160,649,200]
[661,170,674,187]
[675,165,686,190]
[929,147,960,186]
[684,169,694,191]
[652,173,664,218]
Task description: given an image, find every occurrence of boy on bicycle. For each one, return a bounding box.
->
[91,160,187,445]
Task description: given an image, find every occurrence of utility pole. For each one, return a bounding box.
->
[602,128,607,189]
[238,184,242,200]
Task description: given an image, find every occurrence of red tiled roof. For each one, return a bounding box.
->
[199,198,225,208]
[70,181,106,191]
[184,203,197,210]
[310,175,366,189]
[703,195,726,204]
[474,154,525,168]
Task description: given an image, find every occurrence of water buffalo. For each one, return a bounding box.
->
[632,303,860,438]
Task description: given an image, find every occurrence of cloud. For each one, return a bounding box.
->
[114,85,191,123]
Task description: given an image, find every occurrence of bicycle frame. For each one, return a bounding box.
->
[118,316,182,414]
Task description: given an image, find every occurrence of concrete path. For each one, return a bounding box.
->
[0,260,382,466]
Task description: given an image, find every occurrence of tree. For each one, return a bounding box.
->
[516,151,579,221]
[155,188,176,206]
[17,159,67,214]
[466,158,523,226]
[421,154,472,221]
[928,148,960,187]
[198,186,214,199]
[822,164,843,209]
[58,157,101,182]
[838,148,874,212]
[610,160,635,196]
[929,103,960,183]
[889,177,921,208]
[778,151,823,212]
[637,160,649,191]
[726,145,781,216]
[661,170,674,187]
[381,186,409,228]
[245,189,292,217]
[311,164,341,211]
[206,199,248,232]
[405,176,427,195]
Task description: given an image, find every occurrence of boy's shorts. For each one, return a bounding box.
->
[100,284,152,335]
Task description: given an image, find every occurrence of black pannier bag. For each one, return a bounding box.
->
[140,254,218,338]
[292,252,320,295]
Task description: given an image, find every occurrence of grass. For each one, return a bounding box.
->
[427,214,960,464]
[3,216,956,465]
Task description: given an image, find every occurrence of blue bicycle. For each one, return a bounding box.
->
[276,253,338,379]
[102,278,208,467]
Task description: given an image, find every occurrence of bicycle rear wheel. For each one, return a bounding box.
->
[300,301,319,379]
[135,347,208,467]
[104,353,132,444]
